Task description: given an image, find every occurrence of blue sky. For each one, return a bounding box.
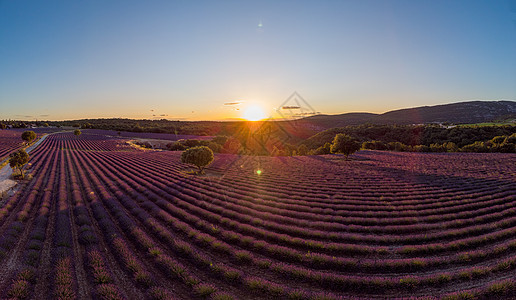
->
[1,0,515,120]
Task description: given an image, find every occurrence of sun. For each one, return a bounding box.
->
[242,105,267,121]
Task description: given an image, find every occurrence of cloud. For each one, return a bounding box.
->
[224,101,242,106]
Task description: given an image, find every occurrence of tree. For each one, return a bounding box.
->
[182,139,202,148]
[309,142,332,155]
[9,149,30,179]
[330,134,360,159]
[362,140,387,150]
[388,142,407,152]
[444,142,459,152]
[167,141,186,151]
[181,146,214,174]
[0,123,6,130]
[413,145,430,152]
[74,129,82,137]
[504,133,516,144]
[21,131,37,144]
[296,144,308,156]
[461,141,488,153]
[490,136,506,144]
[207,142,222,153]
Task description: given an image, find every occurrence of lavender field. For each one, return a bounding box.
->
[83,129,212,141]
[0,130,26,161]
[0,132,515,299]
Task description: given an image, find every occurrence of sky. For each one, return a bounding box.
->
[1,0,515,121]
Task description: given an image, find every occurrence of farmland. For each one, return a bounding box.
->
[0,129,62,162]
[0,130,29,161]
[0,131,515,299]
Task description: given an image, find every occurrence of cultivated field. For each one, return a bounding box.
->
[0,130,28,161]
[0,132,515,299]
[0,128,61,162]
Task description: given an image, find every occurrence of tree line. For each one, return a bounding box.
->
[168,125,516,157]
[301,124,516,153]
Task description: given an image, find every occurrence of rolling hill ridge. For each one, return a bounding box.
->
[301,100,516,128]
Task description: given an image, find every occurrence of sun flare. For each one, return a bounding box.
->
[242,105,267,121]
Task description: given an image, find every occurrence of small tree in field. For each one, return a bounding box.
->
[74,129,82,138]
[21,131,36,145]
[330,134,360,160]
[10,149,30,179]
[181,146,214,174]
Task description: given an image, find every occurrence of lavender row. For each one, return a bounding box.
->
[92,151,516,257]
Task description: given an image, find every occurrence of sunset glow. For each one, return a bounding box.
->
[0,1,514,120]
[242,105,267,121]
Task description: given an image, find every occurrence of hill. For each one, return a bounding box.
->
[302,100,516,128]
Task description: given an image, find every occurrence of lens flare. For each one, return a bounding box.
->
[243,105,266,121]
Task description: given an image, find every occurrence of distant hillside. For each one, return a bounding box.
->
[302,100,516,128]
[40,100,516,141]
[297,112,377,128]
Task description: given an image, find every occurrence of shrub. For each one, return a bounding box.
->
[135,141,152,149]
[8,279,30,298]
[182,139,203,148]
[504,133,516,144]
[207,142,223,153]
[441,291,475,300]
[461,141,488,152]
[310,142,332,155]
[362,140,387,150]
[495,142,515,153]
[490,135,506,144]
[412,145,430,152]
[194,283,217,297]
[97,284,123,300]
[485,280,515,296]
[212,292,235,300]
[149,287,173,300]
[167,142,186,151]
[388,142,408,152]
[296,144,308,156]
